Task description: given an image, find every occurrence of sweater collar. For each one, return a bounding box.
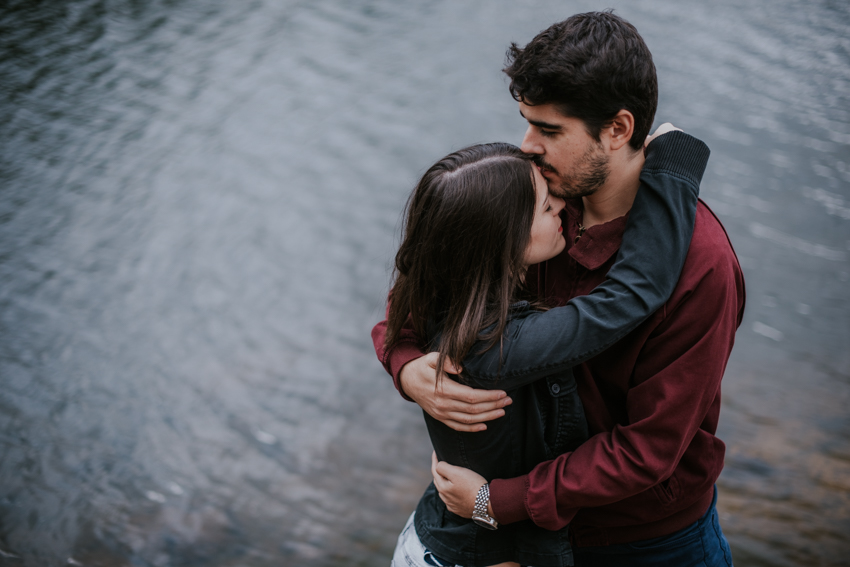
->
[563,199,629,271]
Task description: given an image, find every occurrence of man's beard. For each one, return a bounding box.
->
[537,142,610,200]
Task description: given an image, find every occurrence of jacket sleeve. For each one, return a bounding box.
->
[371,308,424,401]
[462,131,709,389]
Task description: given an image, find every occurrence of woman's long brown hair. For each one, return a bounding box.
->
[385,143,537,380]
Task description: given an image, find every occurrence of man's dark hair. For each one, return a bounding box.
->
[504,11,658,151]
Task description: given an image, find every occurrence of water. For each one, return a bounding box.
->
[0,0,848,565]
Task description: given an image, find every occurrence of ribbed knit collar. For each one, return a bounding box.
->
[563,199,629,271]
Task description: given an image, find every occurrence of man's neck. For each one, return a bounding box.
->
[581,149,645,228]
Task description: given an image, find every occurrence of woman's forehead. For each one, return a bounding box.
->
[532,167,549,204]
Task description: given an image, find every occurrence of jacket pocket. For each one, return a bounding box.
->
[652,472,681,507]
[544,370,589,457]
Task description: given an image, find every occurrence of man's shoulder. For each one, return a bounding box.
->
[688,200,738,262]
[677,200,744,295]
[657,200,746,333]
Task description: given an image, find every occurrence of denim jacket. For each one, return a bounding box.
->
[413,132,710,567]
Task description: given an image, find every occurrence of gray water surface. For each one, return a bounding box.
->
[1,0,848,565]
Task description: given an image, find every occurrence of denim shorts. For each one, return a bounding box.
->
[391,512,531,567]
[391,511,458,567]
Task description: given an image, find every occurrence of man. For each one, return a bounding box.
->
[374,11,744,566]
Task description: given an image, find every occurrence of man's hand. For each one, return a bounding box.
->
[399,352,512,432]
[645,122,683,148]
[432,452,490,519]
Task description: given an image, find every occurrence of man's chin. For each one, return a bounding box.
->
[552,183,598,200]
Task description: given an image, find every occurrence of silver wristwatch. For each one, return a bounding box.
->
[471,483,498,530]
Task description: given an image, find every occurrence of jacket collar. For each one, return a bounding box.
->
[563,199,629,271]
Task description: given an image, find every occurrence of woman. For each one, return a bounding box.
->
[381,129,709,567]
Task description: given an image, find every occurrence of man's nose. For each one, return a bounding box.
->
[520,127,543,155]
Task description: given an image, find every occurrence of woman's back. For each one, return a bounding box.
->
[424,306,588,481]
[413,305,586,567]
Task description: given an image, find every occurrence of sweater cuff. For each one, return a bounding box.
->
[644,130,711,188]
[489,475,531,525]
[389,341,425,402]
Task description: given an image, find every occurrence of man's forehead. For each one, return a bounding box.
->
[519,102,569,129]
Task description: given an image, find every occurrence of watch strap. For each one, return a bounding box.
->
[471,483,498,530]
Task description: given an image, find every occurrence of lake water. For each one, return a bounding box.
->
[0,0,848,565]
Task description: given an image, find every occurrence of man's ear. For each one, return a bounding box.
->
[604,110,635,151]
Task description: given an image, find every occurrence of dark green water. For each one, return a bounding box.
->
[0,0,848,565]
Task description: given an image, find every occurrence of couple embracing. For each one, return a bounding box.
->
[372,11,744,567]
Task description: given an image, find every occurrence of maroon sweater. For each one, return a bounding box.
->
[375,199,745,546]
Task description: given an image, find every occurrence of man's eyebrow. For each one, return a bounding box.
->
[519,109,562,131]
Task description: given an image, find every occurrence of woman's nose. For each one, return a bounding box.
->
[551,195,565,214]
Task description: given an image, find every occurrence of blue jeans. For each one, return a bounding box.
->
[573,487,733,567]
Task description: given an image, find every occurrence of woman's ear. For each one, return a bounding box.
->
[604,109,635,151]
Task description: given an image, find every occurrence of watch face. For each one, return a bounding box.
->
[472,515,498,530]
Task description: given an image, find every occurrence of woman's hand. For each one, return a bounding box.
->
[644,122,683,148]
[431,452,490,518]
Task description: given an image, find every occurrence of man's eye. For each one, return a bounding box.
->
[541,130,557,137]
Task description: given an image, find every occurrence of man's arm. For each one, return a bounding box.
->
[370,314,424,402]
